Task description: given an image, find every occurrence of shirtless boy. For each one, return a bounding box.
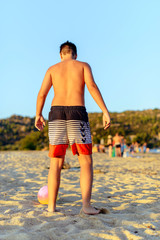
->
[35,41,110,215]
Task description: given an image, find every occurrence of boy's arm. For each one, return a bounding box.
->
[84,63,110,130]
[35,69,52,131]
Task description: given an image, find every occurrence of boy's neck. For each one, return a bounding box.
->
[61,53,77,61]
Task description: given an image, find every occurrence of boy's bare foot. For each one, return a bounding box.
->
[47,207,56,213]
[82,206,100,215]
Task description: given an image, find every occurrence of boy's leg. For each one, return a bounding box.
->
[48,156,65,212]
[116,147,119,157]
[78,154,100,214]
[117,147,121,157]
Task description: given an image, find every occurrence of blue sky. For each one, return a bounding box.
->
[0,0,160,119]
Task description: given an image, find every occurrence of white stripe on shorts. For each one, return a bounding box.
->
[48,120,92,146]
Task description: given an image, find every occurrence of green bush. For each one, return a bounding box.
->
[133,133,151,145]
[18,130,48,150]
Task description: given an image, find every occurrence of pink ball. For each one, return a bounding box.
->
[38,185,48,204]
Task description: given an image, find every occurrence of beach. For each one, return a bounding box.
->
[0,151,160,240]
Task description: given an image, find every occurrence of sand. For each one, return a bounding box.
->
[0,151,160,240]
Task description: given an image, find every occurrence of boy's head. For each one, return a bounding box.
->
[60,41,77,59]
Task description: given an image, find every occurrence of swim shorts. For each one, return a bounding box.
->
[115,144,121,148]
[48,106,92,157]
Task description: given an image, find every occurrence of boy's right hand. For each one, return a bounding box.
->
[103,112,111,130]
[35,115,46,131]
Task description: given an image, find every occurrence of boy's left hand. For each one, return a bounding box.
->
[103,112,111,130]
[35,115,46,131]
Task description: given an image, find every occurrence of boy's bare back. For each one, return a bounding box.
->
[49,59,86,106]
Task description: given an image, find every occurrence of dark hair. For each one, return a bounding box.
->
[60,41,77,56]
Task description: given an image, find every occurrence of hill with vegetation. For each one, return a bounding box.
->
[0,109,160,150]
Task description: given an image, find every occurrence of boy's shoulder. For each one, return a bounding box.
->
[46,61,91,73]
[75,60,91,70]
[47,63,59,71]
[76,60,90,65]
[47,60,91,74]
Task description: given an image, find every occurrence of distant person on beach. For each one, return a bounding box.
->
[130,143,134,154]
[121,136,124,157]
[143,142,147,153]
[35,41,110,215]
[107,135,112,157]
[113,133,122,157]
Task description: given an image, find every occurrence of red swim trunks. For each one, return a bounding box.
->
[48,106,92,158]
